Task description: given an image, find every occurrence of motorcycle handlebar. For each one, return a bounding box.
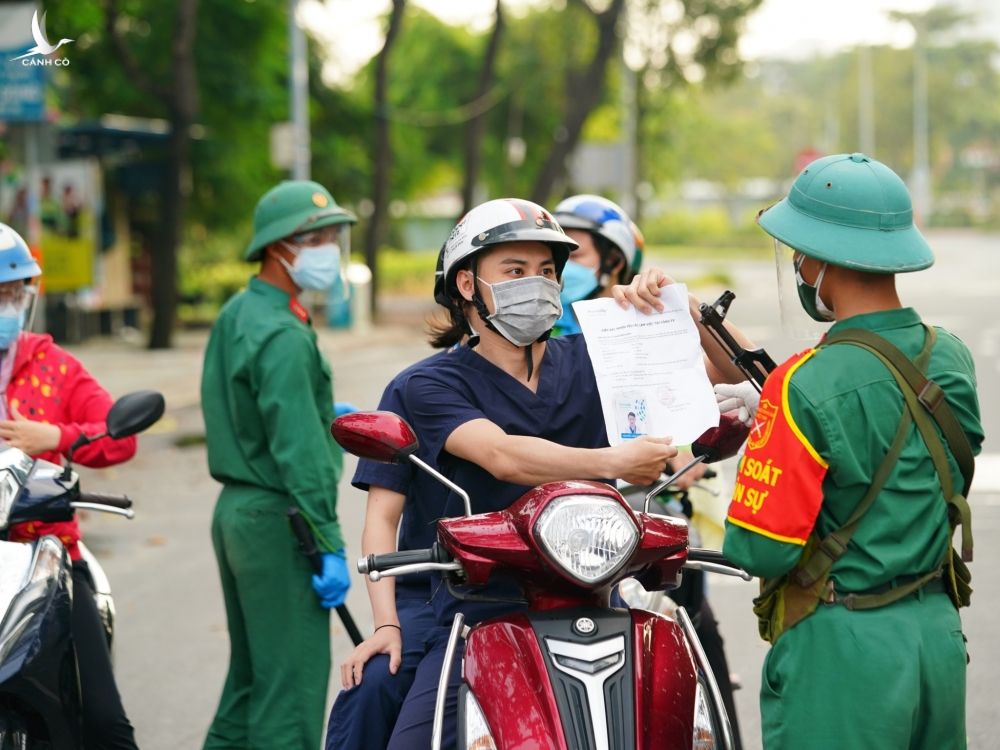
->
[359,544,452,575]
[77,492,132,509]
[685,547,752,581]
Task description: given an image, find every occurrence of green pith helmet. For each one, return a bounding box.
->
[245,180,357,261]
[758,153,934,273]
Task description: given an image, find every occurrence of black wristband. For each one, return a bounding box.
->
[374,623,401,634]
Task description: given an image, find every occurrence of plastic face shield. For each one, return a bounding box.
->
[290,222,352,301]
[0,284,38,332]
[773,239,830,342]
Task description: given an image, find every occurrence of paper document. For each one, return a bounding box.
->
[573,284,719,446]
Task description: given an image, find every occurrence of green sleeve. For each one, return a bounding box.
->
[723,521,806,579]
[934,329,984,457]
[254,327,344,551]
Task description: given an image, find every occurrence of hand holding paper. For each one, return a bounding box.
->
[573,283,720,447]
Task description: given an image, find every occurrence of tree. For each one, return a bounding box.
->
[102,0,198,349]
[47,0,295,342]
[363,0,406,318]
[460,0,504,217]
[627,0,764,218]
[529,0,626,205]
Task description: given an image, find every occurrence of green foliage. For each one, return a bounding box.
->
[178,228,251,311]
[44,0,341,232]
[642,207,763,247]
[373,248,438,297]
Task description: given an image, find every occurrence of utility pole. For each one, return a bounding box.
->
[857,45,875,156]
[911,25,931,222]
[289,0,310,180]
[619,57,637,219]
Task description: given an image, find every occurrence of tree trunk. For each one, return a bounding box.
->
[105,0,198,349]
[148,0,199,349]
[363,0,406,319]
[529,0,625,206]
[460,0,504,217]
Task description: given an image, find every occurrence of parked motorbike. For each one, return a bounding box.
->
[332,410,751,750]
[0,390,164,749]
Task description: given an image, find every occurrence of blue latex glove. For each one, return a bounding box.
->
[334,402,359,417]
[311,551,351,608]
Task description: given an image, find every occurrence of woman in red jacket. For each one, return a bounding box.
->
[0,222,140,750]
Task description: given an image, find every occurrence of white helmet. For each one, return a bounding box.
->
[435,198,577,306]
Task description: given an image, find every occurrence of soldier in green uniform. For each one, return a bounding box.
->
[201,180,355,750]
[717,154,983,749]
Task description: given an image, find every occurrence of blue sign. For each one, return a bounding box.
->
[0,3,46,122]
[0,56,45,122]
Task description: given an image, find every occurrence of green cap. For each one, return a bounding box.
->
[245,180,357,261]
[758,153,933,273]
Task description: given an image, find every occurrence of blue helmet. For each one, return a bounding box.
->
[0,224,41,283]
[552,195,640,276]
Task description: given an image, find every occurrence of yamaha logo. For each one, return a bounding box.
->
[573,617,596,636]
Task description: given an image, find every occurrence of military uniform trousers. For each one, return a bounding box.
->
[204,484,331,750]
[760,588,967,750]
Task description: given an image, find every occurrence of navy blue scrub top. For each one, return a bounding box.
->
[352,349,460,592]
[402,334,611,625]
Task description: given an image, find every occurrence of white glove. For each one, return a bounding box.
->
[713,381,760,427]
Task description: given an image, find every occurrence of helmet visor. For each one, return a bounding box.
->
[773,239,830,341]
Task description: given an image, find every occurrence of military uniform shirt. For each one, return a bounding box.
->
[201,276,344,550]
[724,308,983,592]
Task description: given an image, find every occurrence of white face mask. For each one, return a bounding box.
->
[280,242,342,291]
[478,275,563,347]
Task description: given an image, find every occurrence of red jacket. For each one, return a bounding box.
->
[6,333,137,559]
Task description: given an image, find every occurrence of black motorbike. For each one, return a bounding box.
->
[0,391,164,749]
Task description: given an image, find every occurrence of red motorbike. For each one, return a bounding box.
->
[332,411,750,750]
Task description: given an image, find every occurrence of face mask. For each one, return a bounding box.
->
[479,275,563,347]
[280,242,341,291]
[559,259,600,307]
[794,258,835,322]
[0,306,25,350]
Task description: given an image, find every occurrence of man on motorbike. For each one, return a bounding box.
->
[719,153,983,748]
[200,180,353,750]
[346,197,753,748]
[0,222,140,750]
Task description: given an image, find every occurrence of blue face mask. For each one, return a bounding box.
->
[281,242,342,291]
[0,308,25,350]
[559,259,600,307]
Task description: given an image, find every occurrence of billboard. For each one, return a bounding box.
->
[0,160,100,293]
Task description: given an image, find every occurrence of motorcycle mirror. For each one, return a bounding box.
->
[106,391,166,439]
[331,411,420,464]
[691,413,750,463]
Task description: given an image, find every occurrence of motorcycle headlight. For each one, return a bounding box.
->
[462,689,497,750]
[692,679,719,750]
[534,495,639,585]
